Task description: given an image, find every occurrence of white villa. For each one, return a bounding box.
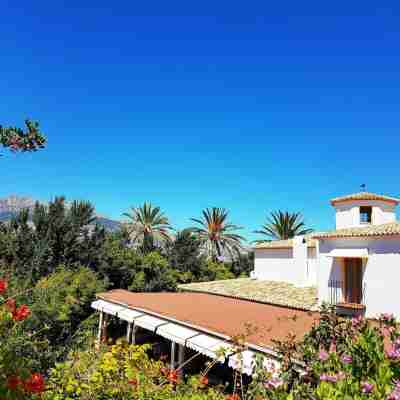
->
[253,191,400,318]
[91,190,400,377]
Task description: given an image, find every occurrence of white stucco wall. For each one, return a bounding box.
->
[318,236,400,318]
[253,237,317,287]
[253,248,298,283]
[334,200,396,229]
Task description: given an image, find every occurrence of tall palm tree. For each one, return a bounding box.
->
[122,202,173,252]
[188,207,245,260]
[254,210,313,241]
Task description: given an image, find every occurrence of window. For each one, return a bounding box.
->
[360,206,372,224]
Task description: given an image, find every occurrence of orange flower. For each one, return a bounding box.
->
[12,304,31,321]
[0,279,7,294]
[6,375,22,390]
[23,373,45,393]
[226,394,241,400]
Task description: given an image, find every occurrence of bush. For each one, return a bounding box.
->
[0,278,46,399]
[24,266,105,369]
[128,252,178,292]
[44,341,225,400]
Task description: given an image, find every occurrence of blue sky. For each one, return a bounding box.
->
[1,2,399,241]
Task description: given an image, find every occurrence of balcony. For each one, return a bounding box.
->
[329,280,366,317]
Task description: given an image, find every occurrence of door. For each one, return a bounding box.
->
[344,258,363,304]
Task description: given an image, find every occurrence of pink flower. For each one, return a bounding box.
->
[351,315,364,328]
[318,350,329,361]
[381,313,395,322]
[361,381,374,394]
[340,354,352,365]
[265,377,284,389]
[320,374,337,383]
[329,342,337,353]
[386,347,400,361]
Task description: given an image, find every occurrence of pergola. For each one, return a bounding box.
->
[91,290,317,375]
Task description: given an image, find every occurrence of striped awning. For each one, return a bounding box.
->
[157,323,199,346]
[91,300,125,316]
[134,315,169,332]
[186,334,233,360]
[118,308,144,323]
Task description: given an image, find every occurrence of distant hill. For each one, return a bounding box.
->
[0,195,122,232]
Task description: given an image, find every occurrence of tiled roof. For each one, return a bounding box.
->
[313,222,400,239]
[330,191,400,205]
[254,237,317,249]
[179,278,318,311]
[97,289,318,349]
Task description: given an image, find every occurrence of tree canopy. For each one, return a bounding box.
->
[254,210,313,241]
[0,119,46,153]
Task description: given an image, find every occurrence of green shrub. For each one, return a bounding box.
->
[44,341,224,400]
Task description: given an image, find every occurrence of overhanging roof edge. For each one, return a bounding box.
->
[95,295,278,357]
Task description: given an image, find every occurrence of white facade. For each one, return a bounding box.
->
[253,192,400,318]
[334,199,396,229]
[253,238,317,287]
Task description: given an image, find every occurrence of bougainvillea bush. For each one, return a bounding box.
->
[0,278,46,399]
[246,306,400,400]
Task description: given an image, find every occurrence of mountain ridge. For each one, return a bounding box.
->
[0,195,122,231]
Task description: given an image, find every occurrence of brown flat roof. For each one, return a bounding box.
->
[97,289,318,350]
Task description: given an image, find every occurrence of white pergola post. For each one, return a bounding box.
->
[96,311,105,349]
[170,341,176,370]
[126,322,133,343]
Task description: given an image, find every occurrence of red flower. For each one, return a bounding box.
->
[23,373,45,394]
[128,378,138,387]
[0,279,7,294]
[5,299,16,313]
[12,304,31,321]
[168,370,178,384]
[6,375,22,390]
[226,395,240,400]
[200,375,209,385]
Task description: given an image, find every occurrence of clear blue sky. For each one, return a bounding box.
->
[1,2,399,241]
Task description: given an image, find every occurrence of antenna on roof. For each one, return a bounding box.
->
[360,184,366,192]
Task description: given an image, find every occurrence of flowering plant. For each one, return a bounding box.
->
[0,278,45,399]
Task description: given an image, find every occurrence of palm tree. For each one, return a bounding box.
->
[188,208,245,261]
[122,202,173,252]
[254,211,313,241]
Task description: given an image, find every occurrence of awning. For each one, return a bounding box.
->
[327,249,368,258]
[157,323,200,346]
[134,314,169,332]
[91,300,125,316]
[118,308,144,323]
[186,334,233,360]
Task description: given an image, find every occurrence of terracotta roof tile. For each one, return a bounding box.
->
[179,278,318,311]
[97,289,318,349]
[330,191,399,205]
[313,222,400,239]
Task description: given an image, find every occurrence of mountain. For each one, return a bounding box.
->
[0,195,122,231]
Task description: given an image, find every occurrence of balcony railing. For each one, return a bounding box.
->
[329,280,366,306]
